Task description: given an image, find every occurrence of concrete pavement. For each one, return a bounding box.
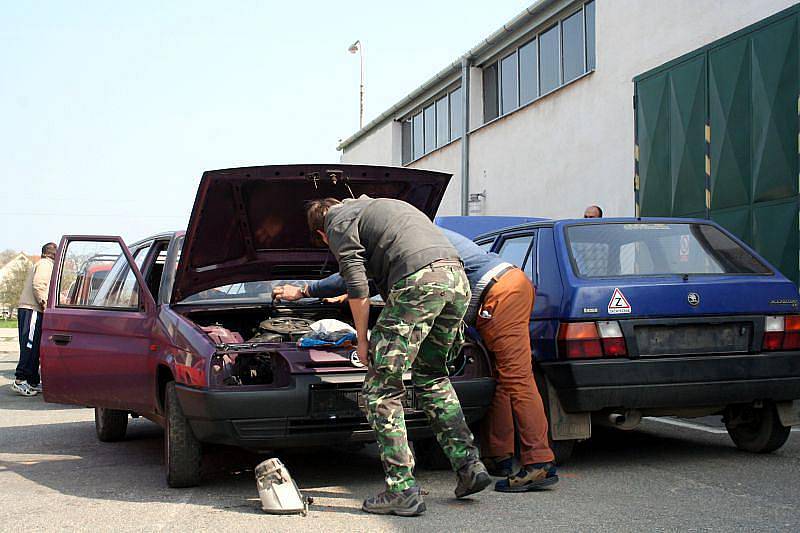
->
[1,328,798,531]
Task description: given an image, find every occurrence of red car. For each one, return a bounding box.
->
[41,165,495,487]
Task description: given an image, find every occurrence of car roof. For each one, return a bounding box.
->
[128,231,184,249]
[472,217,713,241]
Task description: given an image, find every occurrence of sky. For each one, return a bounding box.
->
[0,0,529,254]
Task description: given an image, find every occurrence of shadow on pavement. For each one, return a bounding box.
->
[0,417,384,516]
[0,386,86,411]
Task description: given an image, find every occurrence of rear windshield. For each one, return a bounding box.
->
[565,222,771,278]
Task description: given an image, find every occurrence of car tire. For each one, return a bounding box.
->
[164,381,202,487]
[725,403,791,454]
[95,407,128,442]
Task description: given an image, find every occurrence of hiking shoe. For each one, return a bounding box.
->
[11,380,38,397]
[455,460,492,498]
[484,455,514,477]
[362,486,426,516]
[495,462,559,493]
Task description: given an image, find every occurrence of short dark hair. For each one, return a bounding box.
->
[41,242,57,257]
[306,198,341,246]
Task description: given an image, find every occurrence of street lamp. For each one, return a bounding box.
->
[348,40,365,129]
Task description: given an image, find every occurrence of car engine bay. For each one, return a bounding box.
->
[180,302,492,387]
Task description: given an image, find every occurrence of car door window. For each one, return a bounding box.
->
[497,235,533,269]
[58,240,144,311]
[524,231,538,280]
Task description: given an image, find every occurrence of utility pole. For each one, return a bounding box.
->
[348,40,365,128]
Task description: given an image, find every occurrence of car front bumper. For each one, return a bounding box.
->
[541,352,800,412]
[175,375,494,450]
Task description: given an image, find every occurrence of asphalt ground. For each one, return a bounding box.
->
[0,328,798,532]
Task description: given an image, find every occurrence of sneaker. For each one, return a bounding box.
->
[11,380,38,397]
[454,460,492,498]
[362,486,426,516]
[29,382,42,393]
[484,455,514,477]
[495,462,559,493]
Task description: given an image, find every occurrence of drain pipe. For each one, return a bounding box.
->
[460,57,471,216]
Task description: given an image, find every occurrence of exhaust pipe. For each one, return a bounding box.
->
[605,410,642,430]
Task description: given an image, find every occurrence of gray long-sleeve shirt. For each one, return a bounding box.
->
[324,196,458,298]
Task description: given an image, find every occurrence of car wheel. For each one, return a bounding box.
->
[725,403,790,454]
[164,381,202,487]
[95,407,128,442]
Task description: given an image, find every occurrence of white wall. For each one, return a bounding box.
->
[340,120,399,165]
[341,0,798,218]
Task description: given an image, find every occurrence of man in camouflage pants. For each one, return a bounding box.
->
[304,196,490,516]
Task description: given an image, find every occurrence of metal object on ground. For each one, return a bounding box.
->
[255,458,310,516]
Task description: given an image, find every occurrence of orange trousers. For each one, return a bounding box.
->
[477,267,554,465]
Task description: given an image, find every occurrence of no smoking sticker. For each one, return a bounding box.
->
[608,288,631,314]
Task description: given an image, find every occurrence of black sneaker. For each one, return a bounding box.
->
[454,460,491,498]
[362,486,426,516]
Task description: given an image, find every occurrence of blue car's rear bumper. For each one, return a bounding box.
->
[541,352,800,412]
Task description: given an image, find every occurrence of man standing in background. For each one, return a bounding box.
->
[12,242,56,397]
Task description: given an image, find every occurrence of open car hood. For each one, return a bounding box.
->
[171,164,452,302]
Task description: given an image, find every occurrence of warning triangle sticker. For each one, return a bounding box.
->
[608,288,631,314]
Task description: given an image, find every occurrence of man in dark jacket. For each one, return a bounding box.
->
[299,196,490,516]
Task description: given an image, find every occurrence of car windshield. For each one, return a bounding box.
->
[180,281,309,304]
[565,222,771,278]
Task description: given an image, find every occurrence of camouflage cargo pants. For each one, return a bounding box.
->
[363,260,480,492]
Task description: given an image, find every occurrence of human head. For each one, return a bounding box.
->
[41,242,57,259]
[306,198,341,246]
[583,205,603,218]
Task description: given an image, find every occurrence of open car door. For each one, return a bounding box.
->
[41,236,157,414]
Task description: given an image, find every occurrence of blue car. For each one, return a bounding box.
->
[473,217,800,461]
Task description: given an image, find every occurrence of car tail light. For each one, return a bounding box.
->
[558,323,602,359]
[597,321,628,357]
[558,321,628,359]
[763,315,800,351]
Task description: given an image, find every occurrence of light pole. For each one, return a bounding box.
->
[348,40,365,129]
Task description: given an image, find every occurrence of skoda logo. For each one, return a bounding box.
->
[687,292,700,307]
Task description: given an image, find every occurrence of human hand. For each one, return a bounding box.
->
[356,342,369,366]
[272,284,305,302]
[322,294,348,304]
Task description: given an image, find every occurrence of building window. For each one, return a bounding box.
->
[561,9,585,82]
[539,24,560,95]
[412,112,424,160]
[500,52,519,115]
[401,119,412,164]
[519,39,538,106]
[450,87,463,138]
[483,63,499,122]
[423,104,436,154]
[585,0,596,70]
[435,96,449,148]
[401,85,463,165]
[482,0,595,123]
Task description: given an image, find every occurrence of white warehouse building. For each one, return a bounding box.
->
[337,0,799,219]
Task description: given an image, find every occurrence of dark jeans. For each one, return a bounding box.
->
[15,308,42,386]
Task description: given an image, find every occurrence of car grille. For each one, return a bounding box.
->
[310,384,417,418]
[635,322,752,357]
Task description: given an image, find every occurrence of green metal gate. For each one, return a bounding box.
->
[635,4,800,284]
